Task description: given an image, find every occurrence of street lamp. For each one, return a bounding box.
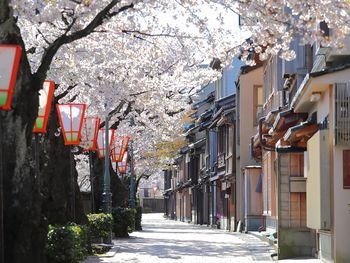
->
[80,117,100,151]
[0,44,22,263]
[80,116,100,213]
[97,126,114,220]
[117,151,129,174]
[33,80,55,133]
[0,45,22,110]
[96,128,114,158]
[111,135,130,162]
[56,103,86,221]
[32,80,55,193]
[56,104,86,145]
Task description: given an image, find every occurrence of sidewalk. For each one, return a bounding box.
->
[84,214,322,262]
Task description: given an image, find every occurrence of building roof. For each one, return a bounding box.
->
[310,63,350,77]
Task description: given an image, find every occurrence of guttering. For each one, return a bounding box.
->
[259,117,275,151]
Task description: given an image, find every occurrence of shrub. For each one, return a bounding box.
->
[46,224,88,263]
[135,206,142,231]
[112,207,136,237]
[87,213,113,242]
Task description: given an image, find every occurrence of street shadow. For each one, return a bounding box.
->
[114,234,272,260]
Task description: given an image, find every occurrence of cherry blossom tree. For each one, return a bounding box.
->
[1,0,350,262]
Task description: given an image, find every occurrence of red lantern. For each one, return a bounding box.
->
[33,80,55,133]
[0,45,22,110]
[56,103,86,145]
[112,135,130,162]
[96,128,115,158]
[80,117,100,151]
[117,151,128,174]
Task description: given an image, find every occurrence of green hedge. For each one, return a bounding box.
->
[135,206,142,231]
[112,207,136,237]
[87,213,113,242]
[46,224,88,263]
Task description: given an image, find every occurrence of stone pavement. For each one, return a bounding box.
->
[84,213,321,263]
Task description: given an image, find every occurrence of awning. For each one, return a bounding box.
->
[184,125,200,136]
[178,146,190,154]
[265,108,282,126]
[199,109,213,121]
[199,121,211,131]
[189,138,206,149]
[272,109,308,132]
[211,107,224,121]
[223,108,235,116]
[283,122,319,146]
[266,110,308,145]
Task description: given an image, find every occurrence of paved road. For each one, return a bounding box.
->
[84,213,320,263]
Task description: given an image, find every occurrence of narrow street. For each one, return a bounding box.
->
[85,213,275,263]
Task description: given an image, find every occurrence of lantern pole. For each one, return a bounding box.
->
[89,151,95,213]
[0,115,4,263]
[70,146,75,221]
[102,104,112,244]
[129,140,135,209]
[34,133,40,193]
[102,105,112,214]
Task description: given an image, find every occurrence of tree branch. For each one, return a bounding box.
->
[56,84,77,100]
[99,100,130,128]
[35,0,134,82]
[110,102,133,129]
[166,108,185,117]
[122,29,206,40]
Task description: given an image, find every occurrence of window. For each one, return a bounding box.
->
[254,85,263,125]
[343,150,350,189]
[227,126,234,156]
[218,126,226,154]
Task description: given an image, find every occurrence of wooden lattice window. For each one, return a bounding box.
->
[335,83,350,145]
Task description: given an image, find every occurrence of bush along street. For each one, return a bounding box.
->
[87,213,113,243]
[46,224,89,263]
[112,207,136,237]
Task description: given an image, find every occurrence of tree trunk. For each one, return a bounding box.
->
[0,12,46,263]
[40,97,86,225]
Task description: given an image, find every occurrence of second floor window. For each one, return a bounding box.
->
[254,85,263,125]
[218,126,226,154]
